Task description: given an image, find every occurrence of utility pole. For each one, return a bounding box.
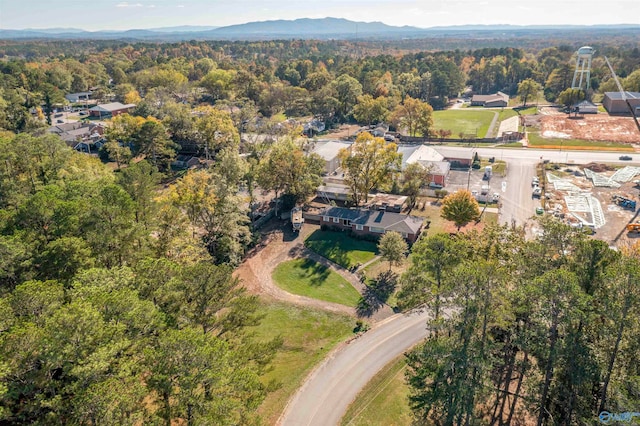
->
[466,150,474,191]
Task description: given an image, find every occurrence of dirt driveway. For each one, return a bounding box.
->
[236,220,394,321]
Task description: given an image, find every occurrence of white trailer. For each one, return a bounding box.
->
[291,207,304,232]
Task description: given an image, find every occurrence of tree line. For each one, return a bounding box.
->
[0,133,288,424]
[398,219,640,425]
[1,40,638,136]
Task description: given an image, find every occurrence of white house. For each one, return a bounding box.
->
[310,140,351,175]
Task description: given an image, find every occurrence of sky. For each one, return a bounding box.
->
[1,0,638,30]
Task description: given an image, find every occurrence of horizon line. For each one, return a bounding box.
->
[2,19,640,33]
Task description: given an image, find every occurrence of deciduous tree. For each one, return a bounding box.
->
[517,78,542,107]
[440,190,481,231]
[378,231,408,271]
[339,132,401,207]
[390,97,434,137]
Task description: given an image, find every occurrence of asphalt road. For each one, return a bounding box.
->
[500,158,537,226]
[278,309,430,426]
[454,146,637,227]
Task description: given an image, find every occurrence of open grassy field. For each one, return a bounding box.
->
[341,356,412,426]
[272,258,361,306]
[305,230,378,269]
[527,132,632,150]
[251,301,356,425]
[432,110,496,138]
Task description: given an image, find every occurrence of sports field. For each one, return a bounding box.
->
[432,109,496,138]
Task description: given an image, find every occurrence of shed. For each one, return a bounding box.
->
[574,100,598,114]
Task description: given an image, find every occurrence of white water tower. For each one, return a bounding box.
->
[571,46,594,91]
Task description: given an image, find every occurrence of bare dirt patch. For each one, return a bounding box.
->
[540,114,639,143]
[323,124,360,140]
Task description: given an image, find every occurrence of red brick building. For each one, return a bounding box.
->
[319,207,424,243]
[89,102,136,118]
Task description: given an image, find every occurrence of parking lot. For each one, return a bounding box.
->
[445,168,507,207]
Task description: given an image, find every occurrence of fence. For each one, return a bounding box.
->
[398,135,498,144]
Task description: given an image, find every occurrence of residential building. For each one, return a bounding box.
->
[471,91,509,107]
[398,144,450,186]
[89,102,136,118]
[310,140,351,175]
[603,92,640,115]
[319,206,424,243]
[48,122,105,152]
[171,155,201,170]
[317,183,351,202]
[303,119,326,135]
[65,91,92,103]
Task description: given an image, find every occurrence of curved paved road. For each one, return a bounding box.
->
[278,309,430,426]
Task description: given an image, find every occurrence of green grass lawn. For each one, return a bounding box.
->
[408,200,448,234]
[362,258,407,311]
[341,356,412,426]
[251,301,356,425]
[432,109,496,138]
[527,131,632,149]
[272,258,361,306]
[497,106,538,122]
[305,230,378,269]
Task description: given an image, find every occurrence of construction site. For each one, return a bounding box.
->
[539,163,640,244]
[537,114,640,144]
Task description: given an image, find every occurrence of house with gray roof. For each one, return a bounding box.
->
[89,102,136,118]
[319,206,424,243]
[471,91,509,107]
[48,122,105,152]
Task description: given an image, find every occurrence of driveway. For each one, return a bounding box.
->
[278,309,430,426]
[236,222,393,321]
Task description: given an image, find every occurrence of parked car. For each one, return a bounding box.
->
[531,177,540,187]
[532,187,542,198]
[429,182,444,189]
[78,111,88,116]
[620,155,633,161]
[56,119,64,123]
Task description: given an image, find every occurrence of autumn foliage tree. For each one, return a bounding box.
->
[440,190,481,231]
[339,131,401,207]
[390,97,434,137]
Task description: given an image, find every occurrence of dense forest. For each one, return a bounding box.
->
[1,39,639,137]
[0,36,639,424]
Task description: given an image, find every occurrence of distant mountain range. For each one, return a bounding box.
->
[1,18,639,41]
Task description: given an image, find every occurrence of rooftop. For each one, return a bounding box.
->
[89,102,136,112]
[605,91,640,100]
[311,140,351,161]
[321,206,423,234]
